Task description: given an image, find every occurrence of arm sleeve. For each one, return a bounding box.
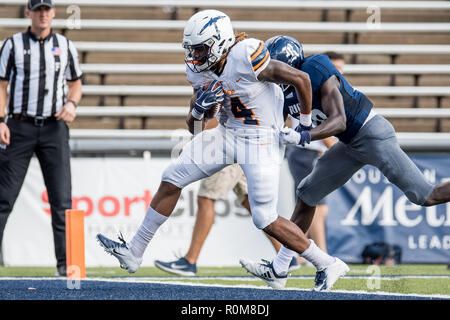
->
[245,39,271,80]
[65,39,83,81]
[0,38,14,81]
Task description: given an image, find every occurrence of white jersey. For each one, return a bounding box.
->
[186,38,285,131]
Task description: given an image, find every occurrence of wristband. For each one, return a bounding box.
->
[191,107,204,120]
[67,99,78,108]
[300,112,312,127]
[0,117,4,123]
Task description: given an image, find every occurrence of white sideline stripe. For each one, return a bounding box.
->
[82,277,450,299]
[0,276,448,299]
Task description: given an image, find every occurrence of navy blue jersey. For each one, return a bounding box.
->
[283,54,373,143]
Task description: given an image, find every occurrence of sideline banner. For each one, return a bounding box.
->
[3,155,449,266]
[326,154,450,263]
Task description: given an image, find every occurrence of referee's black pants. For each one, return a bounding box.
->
[0,118,72,269]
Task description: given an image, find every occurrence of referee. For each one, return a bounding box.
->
[0,0,82,276]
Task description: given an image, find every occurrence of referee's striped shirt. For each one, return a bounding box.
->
[0,27,83,117]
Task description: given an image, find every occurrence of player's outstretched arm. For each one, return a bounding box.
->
[309,75,346,141]
[258,59,312,118]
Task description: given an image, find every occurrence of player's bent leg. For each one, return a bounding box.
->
[366,142,434,206]
[97,152,224,274]
[239,157,294,288]
[245,143,357,289]
[351,115,439,206]
[155,164,244,275]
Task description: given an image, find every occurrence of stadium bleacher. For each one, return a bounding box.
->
[0,0,449,152]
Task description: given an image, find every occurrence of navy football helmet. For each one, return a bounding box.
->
[265,35,304,91]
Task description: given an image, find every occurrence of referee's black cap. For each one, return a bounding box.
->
[27,0,54,11]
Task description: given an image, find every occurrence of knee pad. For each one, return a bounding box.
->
[161,161,188,189]
[250,199,278,229]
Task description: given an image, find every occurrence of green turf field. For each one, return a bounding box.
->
[1,264,449,296]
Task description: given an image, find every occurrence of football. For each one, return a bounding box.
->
[204,104,222,120]
[201,81,223,120]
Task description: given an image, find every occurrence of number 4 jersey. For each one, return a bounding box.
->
[186,38,285,131]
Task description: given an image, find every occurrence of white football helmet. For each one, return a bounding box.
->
[182,10,235,72]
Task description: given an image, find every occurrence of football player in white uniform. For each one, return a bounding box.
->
[97,10,344,290]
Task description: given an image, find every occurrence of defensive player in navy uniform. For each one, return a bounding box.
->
[240,35,450,291]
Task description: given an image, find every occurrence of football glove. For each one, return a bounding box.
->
[297,123,313,131]
[192,80,224,120]
[279,127,311,147]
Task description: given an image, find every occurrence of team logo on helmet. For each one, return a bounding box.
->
[199,16,227,37]
[282,43,301,66]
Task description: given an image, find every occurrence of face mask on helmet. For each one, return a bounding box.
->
[183,39,217,72]
[265,35,304,92]
[182,10,235,73]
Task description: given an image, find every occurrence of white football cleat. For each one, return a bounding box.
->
[239,258,287,290]
[313,257,349,291]
[96,233,142,274]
